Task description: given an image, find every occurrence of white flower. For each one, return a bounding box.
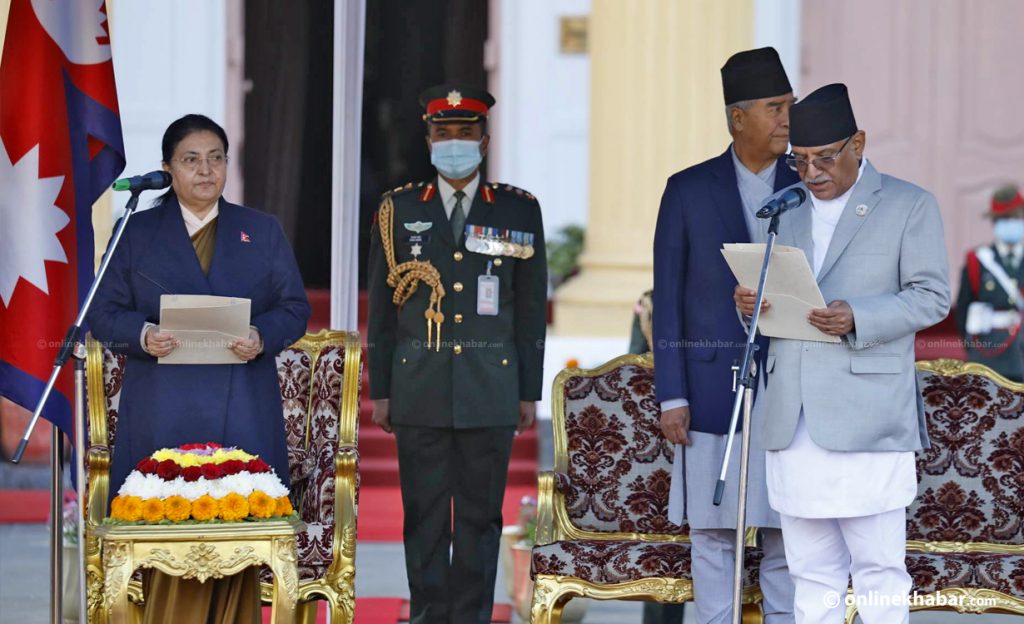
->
[249,473,289,498]
[176,479,210,501]
[117,472,165,499]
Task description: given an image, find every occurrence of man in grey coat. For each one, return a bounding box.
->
[736,84,950,624]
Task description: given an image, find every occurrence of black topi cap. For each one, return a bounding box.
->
[789,83,859,147]
[721,47,792,105]
[418,84,495,122]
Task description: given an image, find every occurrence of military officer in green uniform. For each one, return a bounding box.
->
[367,84,547,624]
[955,184,1024,381]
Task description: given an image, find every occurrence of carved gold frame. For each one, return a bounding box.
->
[535,353,764,623]
[840,359,1024,623]
[84,329,362,624]
[98,518,302,624]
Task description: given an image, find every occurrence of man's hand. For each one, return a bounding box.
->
[808,300,855,336]
[517,401,536,435]
[734,286,771,317]
[372,399,392,434]
[229,328,263,362]
[660,406,692,446]
[145,327,179,358]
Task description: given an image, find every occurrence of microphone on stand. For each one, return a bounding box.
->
[756,187,807,219]
[112,170,172,192]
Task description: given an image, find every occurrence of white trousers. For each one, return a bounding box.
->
[780,509,911,624]
[690,528,794,624]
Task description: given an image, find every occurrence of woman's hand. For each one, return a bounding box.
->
[145,327,179,358]
[229,328,263,362]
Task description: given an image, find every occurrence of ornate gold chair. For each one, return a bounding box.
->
[844,359,1024,623]
[529,353,764,623]
[83,329,362,624]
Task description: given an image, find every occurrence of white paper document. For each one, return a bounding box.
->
[721,243,840,343]
[158,295,252,364]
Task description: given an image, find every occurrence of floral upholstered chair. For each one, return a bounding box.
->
[83,329,362,624]
[529,353,764,623]
[843,359,1024,623]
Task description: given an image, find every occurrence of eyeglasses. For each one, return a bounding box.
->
[786,136,853,172]
[173,154,229,171]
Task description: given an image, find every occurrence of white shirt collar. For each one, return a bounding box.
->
[180,202,219,237]
[995,240,1024,263]
[436,174,480,219]
[809,157,868,214]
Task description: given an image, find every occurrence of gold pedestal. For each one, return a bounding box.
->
[97,517,303,624]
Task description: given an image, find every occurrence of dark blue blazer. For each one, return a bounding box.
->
[653,147,798,434]
[87,196,310,496]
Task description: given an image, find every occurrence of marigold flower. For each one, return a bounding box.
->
[191,495,219,521]
[141,498,165,522]
[248,491,275,519]
[275,496,294,517]
[219,493,249,521]
[109,496,125,520]
[163,496,191,522]
[120,496,143,522]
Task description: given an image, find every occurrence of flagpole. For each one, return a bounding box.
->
[50,426,63,624]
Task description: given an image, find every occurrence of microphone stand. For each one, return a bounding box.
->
[712,212,781,624]
[11,188,145,624]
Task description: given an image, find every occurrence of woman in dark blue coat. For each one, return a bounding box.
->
[87,114,310,623]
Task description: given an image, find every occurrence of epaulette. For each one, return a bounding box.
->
[380,181,427,200]
[489,182,537,203]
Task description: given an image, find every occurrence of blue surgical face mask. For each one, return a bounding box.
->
[430,139,483,179]
[995,218,1024,244]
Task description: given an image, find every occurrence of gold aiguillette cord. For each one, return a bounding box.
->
[379,196,446,351]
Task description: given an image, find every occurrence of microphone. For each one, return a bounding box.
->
[112,171,172,192]
[756,187,807,219]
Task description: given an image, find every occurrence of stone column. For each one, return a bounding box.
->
[553,0,754,335]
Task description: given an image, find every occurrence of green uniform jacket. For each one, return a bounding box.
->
[368,179,548,428]
[954,243,1024,380]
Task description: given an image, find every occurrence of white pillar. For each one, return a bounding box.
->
[330,0,366,331]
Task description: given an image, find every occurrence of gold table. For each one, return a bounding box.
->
[97,517,303,624]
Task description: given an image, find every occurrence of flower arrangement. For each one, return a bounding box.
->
[108,442,294,524]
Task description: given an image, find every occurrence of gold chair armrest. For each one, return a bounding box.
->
[535,471,563,545]
[324,446,358,585]
[86,446,111,527]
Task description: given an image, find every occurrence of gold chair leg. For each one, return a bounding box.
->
[295,599,319,624]
[530,576,569,624]
[330,592,355,624]
[741,603,763,624]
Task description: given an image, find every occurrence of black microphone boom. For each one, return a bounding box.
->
[112,171,172,192]
[756,187,807,219]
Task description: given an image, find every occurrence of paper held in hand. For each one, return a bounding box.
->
[158,295,252,364]
[721,243,840,343]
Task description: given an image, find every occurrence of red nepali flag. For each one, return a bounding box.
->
[0,0,125,434]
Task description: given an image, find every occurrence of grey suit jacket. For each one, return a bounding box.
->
[761,162,950,452]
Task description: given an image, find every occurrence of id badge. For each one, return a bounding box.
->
[477,275,499,316]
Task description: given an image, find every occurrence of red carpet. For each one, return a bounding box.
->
[358,484,537,542]
[262,598,404,624]
[0,489,49,523]
[262,598,510,624]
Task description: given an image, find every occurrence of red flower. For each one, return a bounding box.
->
[200,463,224,480]
[181,466,203,482]
[246,458,270,474]
[156,459,181,480]
[221,460,245,476]
[180,442,222,451]
[136,458,159,475]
